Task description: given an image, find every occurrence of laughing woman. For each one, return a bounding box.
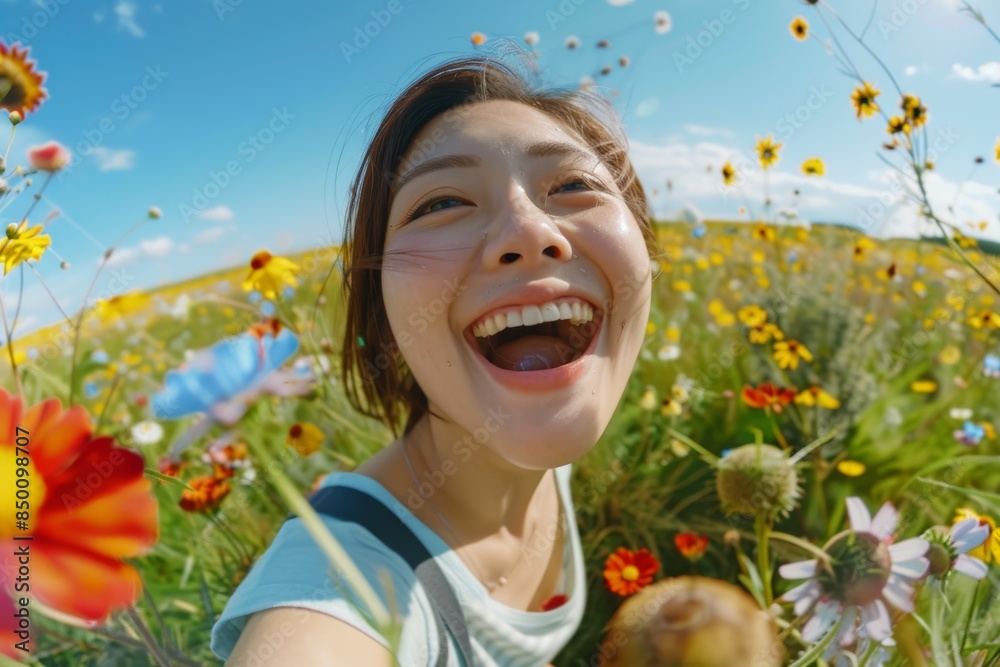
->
[211,49,657,666]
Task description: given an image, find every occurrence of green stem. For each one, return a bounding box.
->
[755,513,774,607]
[769,531,832,563]
[122,606,173,667]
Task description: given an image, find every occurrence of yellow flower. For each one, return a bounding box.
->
[286,422,325,456]
[0,221,51,275]
[901,94,927,128]
[749,322,784,344]
[756,275,770,289]
[851,82,881,120]
[968,310,1000,330]
[93,291,152,322]
[714,310,735,327]
[738,305,767,327]
[672,280,692,292]
[790,16,808,41]
[722,162,736,186]
[801,157,825,176]
[752,223,775,241]
[755,135,782,169]
[243,250,300,299]
[660,397,683,417]
[0,42,48,115]
[795,386,841,409]
[954,508,1000,564]
[665,326,680,342]
[938,344,961,365]
[887,115,911,135]
[912,279,926,296]
[695,257,710,270]
[772,339,812,370]
[836,460,866,477]
[983,422,996,441]
[910,380,937,393]
[751,250,766,264]
[639,386,657,411]
[710,252,725,266]
[646,321,656,336]
[864,313,875,324]
[708,299,726,316]
[995,137,1000,164]
[853,236,876,261]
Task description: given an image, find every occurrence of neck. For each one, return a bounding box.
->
[401,414,551,544]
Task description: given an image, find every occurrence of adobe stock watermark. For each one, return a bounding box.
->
[673,0,752,73]
[178,107,295,223]
[877,0,933,39]
[544,0,590,30]
[57,65,170,181]
[3,0,71,45]
[340,0,414,64]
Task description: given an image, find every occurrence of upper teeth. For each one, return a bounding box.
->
[472,298,595,338]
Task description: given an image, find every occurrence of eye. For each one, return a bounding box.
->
[403,195,469,223]
[551,179,590,194]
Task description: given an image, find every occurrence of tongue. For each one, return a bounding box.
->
[489,335,576,372]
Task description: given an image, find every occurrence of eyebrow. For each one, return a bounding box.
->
[390,141,599,199]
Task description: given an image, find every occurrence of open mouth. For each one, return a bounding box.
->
[465,306,603,372]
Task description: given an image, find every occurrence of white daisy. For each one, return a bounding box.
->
[779,496,930,644]
[523,31,539,46]
[654,10,672,34]
[923,518,990,582]
[131,420,164,446]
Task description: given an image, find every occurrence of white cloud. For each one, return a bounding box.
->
[115,1,145,38]
[197,205,235,221]
[904,65,920,76]
[194,225,237,243]
[89,147,135,171]
[683,124,734,138]
[952,62,1000,84]
[101,236,174,268]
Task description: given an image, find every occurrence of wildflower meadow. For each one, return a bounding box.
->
[2,1,1000,666]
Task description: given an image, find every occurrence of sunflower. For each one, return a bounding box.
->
[755,135,782,169]
[887,115,911,135]
[901,94,927,128]
[752,222,776,241]
[772,339,813,370]
[0,220,50,275]
[0,388,158,642]
[603,547,660,596]
[850,82,881,120]
[790,16,809,41]
[242,249,300,299]
[801,157,825,176]
[0,41,47,116]
[721,161,736,186]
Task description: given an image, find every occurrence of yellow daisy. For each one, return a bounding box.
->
[851,82,881,120]
[836,460,866,477]
[755,135,782,169]
[794,385,841,409]
[887,116,911,136]
[773,339,813,370]
[243,250,300,299]
[938,344,961,365]
[910,380,937,393]
[749,322,784,344]
[790,16,809,41]
[738,305,767,328]
[639,386,657,410]
[672,280,692,292]
[801,157,825,176]
[752,223,776,241]
[721,162,736,186]
[901,94,927,129]
[0,41,48,116]
[0,220,50,275]
[286,422,325,456]
[954,508,1000,564]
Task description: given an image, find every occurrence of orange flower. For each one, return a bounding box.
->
[0,41,48,116]
[0,388,158,655]
[741,383,797,413]
[156,456,187,477]
[674,532,709,561]
[179,475,231,512]
[603,547,660,596]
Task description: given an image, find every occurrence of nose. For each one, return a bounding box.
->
[485,182,573,268]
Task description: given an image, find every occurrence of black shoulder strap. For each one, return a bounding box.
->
[286,485,474,667]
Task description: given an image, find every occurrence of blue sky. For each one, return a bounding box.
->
[2,0,999,337]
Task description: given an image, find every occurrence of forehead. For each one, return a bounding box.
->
[405,99,589,160]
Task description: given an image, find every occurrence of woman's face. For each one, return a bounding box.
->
[381,99,651,470]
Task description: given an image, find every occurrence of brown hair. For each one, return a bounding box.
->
[337,48,660,441]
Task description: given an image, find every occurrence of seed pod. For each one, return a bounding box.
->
[715,443,799,518]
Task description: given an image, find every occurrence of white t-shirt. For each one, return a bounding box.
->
[210,463,586,666]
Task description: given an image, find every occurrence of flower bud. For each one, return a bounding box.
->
[8,111,23,125]
[6,223,18,239]
[148,206,162,219]
[716,444,800,517]
[601,576,782,667]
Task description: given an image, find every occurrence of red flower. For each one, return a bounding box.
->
[741,382,796,413]
[27,141,71,172]
[541,594,568,611]
[0,388,158,656]
[603,547,660,596]
[674,532,709,561]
